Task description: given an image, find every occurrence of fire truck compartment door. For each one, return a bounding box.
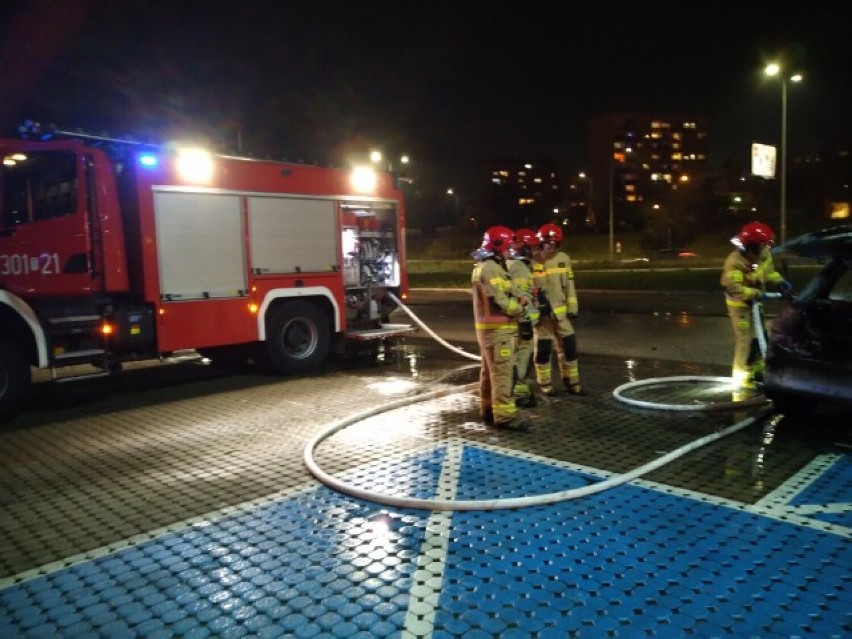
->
[248,196,336,274]
[153,191,247,299]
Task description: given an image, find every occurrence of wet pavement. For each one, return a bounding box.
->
[0,295,850,638]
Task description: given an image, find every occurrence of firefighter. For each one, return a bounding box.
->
[471,226,532,431]
[532,223,587,396]
[720,221,791,392]
[508,228,540,408]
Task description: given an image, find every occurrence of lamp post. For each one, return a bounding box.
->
[608,155,616,261]
[764,63,803,244]
[578,172,593,228]
[446,188,460,220]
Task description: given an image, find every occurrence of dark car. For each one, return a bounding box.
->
[764,225,852,416]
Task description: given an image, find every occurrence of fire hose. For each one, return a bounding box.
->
[303,292,774,511]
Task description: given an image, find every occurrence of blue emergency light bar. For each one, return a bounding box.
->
[138,153,159,168]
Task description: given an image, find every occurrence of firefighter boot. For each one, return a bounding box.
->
[565,381,588,396]
[516,393,537,408]
[562,359,586,396]
[495,417,533,432]
[481,408,495,425]
[513,381,537,408]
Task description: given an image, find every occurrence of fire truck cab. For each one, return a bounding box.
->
[0,124,412,417]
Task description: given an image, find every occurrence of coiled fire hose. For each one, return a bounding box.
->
[613,301,770,411]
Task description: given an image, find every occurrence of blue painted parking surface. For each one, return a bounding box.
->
[2,441,849,638]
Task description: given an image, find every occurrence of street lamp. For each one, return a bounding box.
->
[446,188,460,220]
[608,158,615,261]
[370,149,412,175]
[605,146,633,260]
[764,62,803,244]
[578,172,593,227]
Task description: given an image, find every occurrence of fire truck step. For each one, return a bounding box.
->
[345,323,416,341]
[54,349,107,361]
[53,371,112,384]
[46,314,101,325]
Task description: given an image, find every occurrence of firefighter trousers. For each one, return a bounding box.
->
[728,304,763,388]
[513,336,535,405]
[534,314,580,393]
[477,329,519,424]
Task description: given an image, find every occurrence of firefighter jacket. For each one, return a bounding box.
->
[507,257,539,324]
[471,258,524,332]
[720,247,784,309]
[532,250,579,318]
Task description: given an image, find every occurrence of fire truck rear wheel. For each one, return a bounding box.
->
[0,337,31,420]
[266,301,331,374]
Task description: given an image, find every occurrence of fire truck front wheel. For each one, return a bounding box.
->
[0,337,31,420]
[265,301,331,374]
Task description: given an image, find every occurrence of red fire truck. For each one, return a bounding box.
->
[0,123,413,417]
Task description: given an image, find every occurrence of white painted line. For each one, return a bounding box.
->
[401,442,463,639]
[753,453,842,510]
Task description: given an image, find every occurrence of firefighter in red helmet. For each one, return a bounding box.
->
[532,222,587,396]
[720,221,791,393]
[471,226,532,431]
[508,228,540,408]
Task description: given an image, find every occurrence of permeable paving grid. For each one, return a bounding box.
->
[1,441,849,638]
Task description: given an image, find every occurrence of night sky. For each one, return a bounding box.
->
[2,0,850,191]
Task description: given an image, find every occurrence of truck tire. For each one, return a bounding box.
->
[0,337,31,420]
[265,301,331,374]
[769,393,816,419]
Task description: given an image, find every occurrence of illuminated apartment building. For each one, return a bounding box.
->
[487,158,563,227]
[587,113,710,230]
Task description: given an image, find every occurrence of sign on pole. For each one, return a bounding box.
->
[751,143,777,178]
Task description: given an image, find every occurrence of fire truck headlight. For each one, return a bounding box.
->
[350,166,378,194]
[176,148,214,183]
